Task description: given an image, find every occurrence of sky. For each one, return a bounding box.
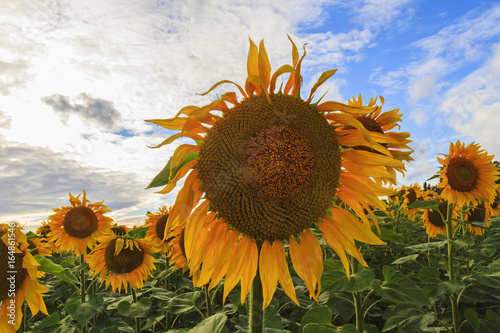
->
[1,0,500,230]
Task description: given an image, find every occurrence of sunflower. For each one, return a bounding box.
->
[0,224,48,332]
[421,198,456,238]
[333,94,413,185]
[147,38,405,308]
[438,141,499,207]
[144,206,171,253]
[489,184,500,216]
[111,225,129,236]
[399,183,423,220]
[86,236,158,293]
[465,202,492,236]
[48,190,113,256]
[35,221,58,252]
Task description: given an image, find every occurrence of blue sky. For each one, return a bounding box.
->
[1,0,499,230]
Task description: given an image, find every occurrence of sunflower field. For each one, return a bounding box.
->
[2,39,500,333]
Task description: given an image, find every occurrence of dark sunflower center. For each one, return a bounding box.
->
[406,188,417,205]
[241,124,314,199]
[155,214,169,240]
[178,228,186,259]
[198,94,341,241]
[344,116,386,153]
[111,226,127,236]
[427,202,447,228]
[63,206,99,239]
[0,237,27,302]
[104,238,144,274]
[467,203,486,222]
[39,226,50,238]
[446,157,479,192]
[27,239,39,255]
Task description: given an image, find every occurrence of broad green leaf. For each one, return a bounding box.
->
[407,200,440,209]
[66,294,104,326]
[34,255,79,284]
[33,313,62,333]
[418,267,442,285]
[118,298,151,318]
[382,304,435,332]
[147,151,199,189]
[264,306,283,329]
[465,308,500,332]
[377,227,404,244]
[127,226,148,239]
[189,313,227,333]
[299,306,333,333]
[322,268,375,293]
[164,291,203,315]
[391,254,419,265]
[472,271,500,289]
[372,279,430,306]
[405,241,447,253]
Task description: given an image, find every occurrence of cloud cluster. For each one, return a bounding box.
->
[42,92,122,130]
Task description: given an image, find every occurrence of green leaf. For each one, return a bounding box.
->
[127,226,148,239]
[119,298,152,318]
[377,227,404,244]
[302,323,336,333]
[34,313,62,333]
[188,313,227,333]
[322,268,375,293]
[66,294,104,326]
[426,174,440,181]
[465,308,500,332]
[382,304,435,332]
[407,200,440,209]
[34,255,79,284]
[147,151,199,189]
[164,291,203,315]
[451,236,474,250]
[472,271,500,289]
[405,241,447,253]
[373,282,430,306]
[299,306,333,333]
[391,254,419,265]
[264,306,283,329]
[418,267,442,285]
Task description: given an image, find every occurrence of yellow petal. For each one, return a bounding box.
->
[306,69,338,103]
[114,237,124,255]
[318,220,350,277]
[258,40,271,89]
[275,241,299,306]
[259,240,279,309]
[317,101,376,114]
[330,207,385,246]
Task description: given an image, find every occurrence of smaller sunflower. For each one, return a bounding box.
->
[421,198,456,238]
[400,183,423,220]
[168,228,187,272]
[438,141,499,207]
[86,236,158,293]
[333,94,413,185]
[489,184,500,216]
[48,190,113,256]
[35,221,58,252]
[0,224,48,332]
[465,202,492,236]
[111,225,129,236]
[144,206,170,253]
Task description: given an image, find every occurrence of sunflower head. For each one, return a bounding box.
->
[144,206,171,252]
[421,198,455,238]
[111,225,129,236]
[147,37,405,307]
[87,236,158,293]
[48,190,113,255]
[438,141,499,207]
[0,224,48,332]
[465,202,492,236]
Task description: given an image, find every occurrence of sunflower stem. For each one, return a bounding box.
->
[80,255,87,333]
[205,284,213,317]
[249,242,263,333]
[350,256,364,333]
[132,288,141,333]
[21,300,26,332]
[445,202,459,332]
[165,257,172,330]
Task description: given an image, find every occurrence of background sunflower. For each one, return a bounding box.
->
[47,190,113,256]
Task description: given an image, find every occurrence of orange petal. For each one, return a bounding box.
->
[259,240,279,309]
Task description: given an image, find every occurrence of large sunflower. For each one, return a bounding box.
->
[438,141,499,207]
[147,38,405,308]
[0,224,48,332]
[86,236,158,292]
[48,190,113,256]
